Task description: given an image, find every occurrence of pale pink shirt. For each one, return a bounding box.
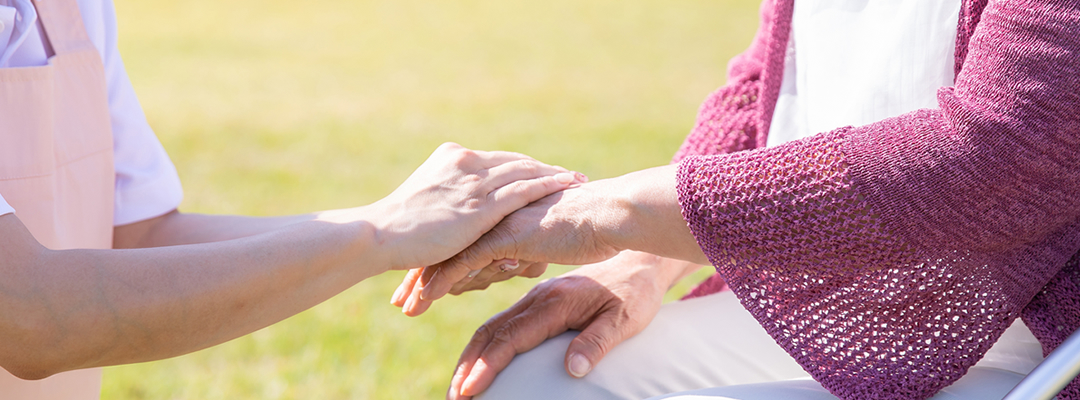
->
[0,0,182,225]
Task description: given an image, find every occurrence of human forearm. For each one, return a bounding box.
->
[114,210,318,249]
[0,143,579,378]
[2,213,379,379]
[603,165,710,265]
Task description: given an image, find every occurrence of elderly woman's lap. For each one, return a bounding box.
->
[475,291,808,400]
[474,290,1043,400]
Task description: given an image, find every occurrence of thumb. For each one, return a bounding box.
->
[563,311,633,379]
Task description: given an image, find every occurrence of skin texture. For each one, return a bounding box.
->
[391,164,710,399]
[0,143,581,380]
[451,252,702,399]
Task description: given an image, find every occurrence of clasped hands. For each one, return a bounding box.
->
[389,161,708,400]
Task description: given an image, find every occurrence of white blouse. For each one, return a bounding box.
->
[768,0,962,147]
[0,0,182,225]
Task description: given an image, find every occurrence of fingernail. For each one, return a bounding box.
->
[503,260,519,271]
[467,269,481,278]
[568,353,591,378]
[574,172,588,183]
[553,172,574,184]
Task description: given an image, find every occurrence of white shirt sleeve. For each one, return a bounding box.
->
[0,192,13,217]
[81,0,184,226]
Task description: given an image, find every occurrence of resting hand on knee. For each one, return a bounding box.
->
[445,252,702,400]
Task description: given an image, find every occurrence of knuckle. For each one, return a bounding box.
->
[463,197,483,210]
[490,324,516,347]
[472,324,495,343]
[461,173,482,184]
[448,148,477,166]
[519,160,541,174]
[439,142,463,152]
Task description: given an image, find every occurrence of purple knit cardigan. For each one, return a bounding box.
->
[674,0,1080,399]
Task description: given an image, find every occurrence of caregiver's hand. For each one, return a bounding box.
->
[445,252,703,400]
[397,164,708,315]
[329,142,584,271]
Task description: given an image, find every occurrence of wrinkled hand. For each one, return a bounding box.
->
[393,177,632,315]
[444,251,699,400]
[358,142,584,271]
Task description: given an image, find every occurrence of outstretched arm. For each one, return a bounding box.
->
[0,143,578,380]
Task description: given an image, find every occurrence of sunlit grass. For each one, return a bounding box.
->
[101,0,758,398]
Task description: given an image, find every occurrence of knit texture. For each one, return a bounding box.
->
[676,0,1080,398]
[674,0,792,299]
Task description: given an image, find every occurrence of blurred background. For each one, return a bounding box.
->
[103,0,759,398]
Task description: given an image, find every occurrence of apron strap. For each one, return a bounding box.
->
[31,0,94,55]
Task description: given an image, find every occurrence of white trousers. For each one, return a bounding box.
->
[475,291,1045,400]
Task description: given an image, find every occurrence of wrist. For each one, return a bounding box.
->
[602,166,677,251]
[315,206,392,275]
[614,250,704,292]
[603,165,709,264]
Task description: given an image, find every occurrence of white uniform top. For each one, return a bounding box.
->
[0,0,182,225]
[768,0,962,147]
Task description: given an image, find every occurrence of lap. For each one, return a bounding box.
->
[476,291,809,400]
[475,290,1044,400]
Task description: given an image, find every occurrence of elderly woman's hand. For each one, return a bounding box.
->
[443,252,703,400]
[392,164,707,316]
[394,179,624,315]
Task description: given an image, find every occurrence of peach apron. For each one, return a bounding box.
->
[0,0,115,398]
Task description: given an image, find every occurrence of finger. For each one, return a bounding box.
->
[470,150,548,169]
[403,267,440,316]
[402,287,433,317]
[448,259,516,293]
[485,173,577,219]
[391,269,422,307]
[564,311,636,378]
[518,262,548,279]
[449,261,545,295]
[479,160,571,193]
[449,266,500,295]
[450,295,540,400]
[420,240,506,302]
[460,303,569,397]
[450,266,515,295]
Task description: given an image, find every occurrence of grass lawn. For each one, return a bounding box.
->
[101,0,760,398]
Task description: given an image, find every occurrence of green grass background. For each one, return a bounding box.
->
[101,0,759,398]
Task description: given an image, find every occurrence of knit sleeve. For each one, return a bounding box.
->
[677,1,1080,399]
[674,0,785,299]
